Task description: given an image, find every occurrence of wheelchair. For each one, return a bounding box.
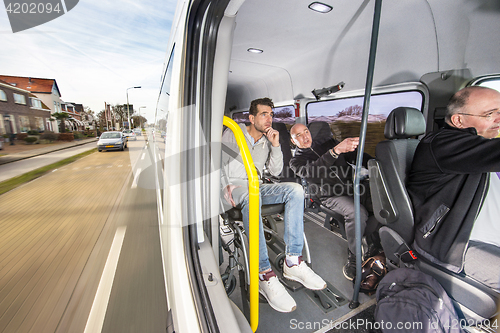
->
[220,202,313,293]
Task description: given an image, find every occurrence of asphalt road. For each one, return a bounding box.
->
[0,136,168,333]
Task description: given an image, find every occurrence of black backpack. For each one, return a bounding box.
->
[375,268,463,333]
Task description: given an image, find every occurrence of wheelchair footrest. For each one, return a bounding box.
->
[303,281,349,313]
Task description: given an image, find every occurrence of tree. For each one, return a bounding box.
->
[97,110,106,130]
[52,112,70,133]
[131,115,147,128]
[337,105,363,117]
[112,104,127,129]
[274,107,293,119]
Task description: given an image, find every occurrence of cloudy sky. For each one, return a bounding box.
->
[0,0,178,123]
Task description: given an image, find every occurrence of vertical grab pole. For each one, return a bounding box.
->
[350,0,382,308]
[222,116,260,332]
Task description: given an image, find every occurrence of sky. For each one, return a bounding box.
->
[0,0,178,123]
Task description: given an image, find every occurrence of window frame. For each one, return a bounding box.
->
[304,83,428,156]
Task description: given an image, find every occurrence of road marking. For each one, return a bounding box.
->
[84,226,127,333]
[118,165,123,167]
[141,152,146,160]
[131,168,141,189]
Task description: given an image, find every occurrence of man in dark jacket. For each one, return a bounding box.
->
[408,86,500,291]
[289,123,379,280]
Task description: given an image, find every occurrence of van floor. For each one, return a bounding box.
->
[220,211,381,333]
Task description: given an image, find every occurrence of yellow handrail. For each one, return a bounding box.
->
[222,116,260,332]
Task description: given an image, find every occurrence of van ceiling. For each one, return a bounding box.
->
[225,0,500,110]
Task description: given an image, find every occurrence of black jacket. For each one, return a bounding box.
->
[408,124,500,273]
[290,139,371,199]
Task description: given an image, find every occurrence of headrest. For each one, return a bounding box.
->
[384,107,426,139]
[272,121,292,149]
[272,122,288,133]
[307,121,333,144]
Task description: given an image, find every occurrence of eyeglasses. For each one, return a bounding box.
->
[458,110,500,120]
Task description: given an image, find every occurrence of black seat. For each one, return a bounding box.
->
[225,204,284,221]
[308,121,335,145]
[368,106,498,322]
[261,122,298,183]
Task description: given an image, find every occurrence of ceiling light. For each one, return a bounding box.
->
[308,2,332,13]
[247,48,263,54]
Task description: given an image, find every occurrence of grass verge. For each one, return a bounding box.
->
[0,148,97,196]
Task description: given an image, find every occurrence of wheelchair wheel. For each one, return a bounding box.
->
[263,217,277,245]
[274,252,286,273]
[221,273,237,296]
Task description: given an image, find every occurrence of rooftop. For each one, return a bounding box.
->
[0,75,61,96]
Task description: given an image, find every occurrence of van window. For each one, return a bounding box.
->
[306,91,423,156]
[476,78,500,92]
[232,105,294,127]
[156,47,175,134]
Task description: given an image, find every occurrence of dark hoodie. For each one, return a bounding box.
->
[408,124,500,273]
[290,138,371,199]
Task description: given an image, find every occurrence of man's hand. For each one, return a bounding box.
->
[334,137,359,154]
[223,184,240,207]
[264,127,280,147]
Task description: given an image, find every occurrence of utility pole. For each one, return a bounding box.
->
[104,102,109,131]
[126,86,141,130]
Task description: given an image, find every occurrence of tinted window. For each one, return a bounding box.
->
[307,91,423,156]
[156,48,175,136]
[232,105,294,128]
[476,78,500,93]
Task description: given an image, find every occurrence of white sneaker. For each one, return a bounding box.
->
[259,271,296,313]
[283,259,327,290]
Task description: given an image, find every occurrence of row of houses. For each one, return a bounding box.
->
[0,75,90,136]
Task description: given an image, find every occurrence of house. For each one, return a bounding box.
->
[0,75,62,132]
[0,79,51,136]
[61,101,85,131]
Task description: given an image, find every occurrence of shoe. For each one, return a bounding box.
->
[363,242,382,261]
[259,271,296,313]
[283,258,327,290]
[343,249,356,281]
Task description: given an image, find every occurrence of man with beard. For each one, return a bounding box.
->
[221,97,326,313]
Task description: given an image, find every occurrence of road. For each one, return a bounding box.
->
[0,135,168,333]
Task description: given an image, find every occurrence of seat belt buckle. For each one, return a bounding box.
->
[400,250,418,263]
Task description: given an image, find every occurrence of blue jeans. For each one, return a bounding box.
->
[232,182,305,271]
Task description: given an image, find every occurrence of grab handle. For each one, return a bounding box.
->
[223,116,260,332]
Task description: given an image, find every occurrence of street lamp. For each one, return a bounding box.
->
[126,86,141,130]
[138,106,146,129]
